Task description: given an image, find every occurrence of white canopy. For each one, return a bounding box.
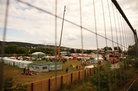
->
[85,65,94,69]
[3,57,32,68]
[32,52,45,55]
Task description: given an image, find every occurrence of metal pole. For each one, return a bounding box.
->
[58,6,66,57]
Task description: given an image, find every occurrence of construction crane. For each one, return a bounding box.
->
[58,6,66,57]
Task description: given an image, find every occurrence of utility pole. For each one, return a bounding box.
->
[58,6,66,56]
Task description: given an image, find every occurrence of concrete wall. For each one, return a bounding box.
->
[27,68,94,91]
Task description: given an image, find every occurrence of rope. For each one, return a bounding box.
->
[112,4,119,47]
[127,78,138,91]
[93,0,100,90]
[116,10,123,49]
[120,15,125,52]
[122,21,128,50]
[107,0,113,90]
[54,0,57,90]
[101,0,107,47]
[79,0,83,52]
[0,0,10,90]
[79,0,85,90]
[107,0,114,51]
[116,9,124,86]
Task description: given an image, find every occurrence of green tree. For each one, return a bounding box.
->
[5,44,29,54]
[18,47,28,54]
[5,44,18,54]
[128,45,137,57]
[70,49,75,53]
[114,46,122,53]
[76,49,81,53]
[104,46,112,51]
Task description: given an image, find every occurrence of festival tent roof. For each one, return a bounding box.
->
[17,61,33,68]
[3,57,32,68]
[85,65,94,69]
[32,52,45,60]
[32,52,45,55]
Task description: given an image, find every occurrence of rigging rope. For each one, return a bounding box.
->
[93,0,100,90]
[120,15,125,51]
[54,0,58,90]
[116,9,123,87]
[112,3,119,47]
[122,21,128,50]
[107,0,114,51]
[79,0,85,90]
[107,0,113,90]
[116,9,123,49]
[0,0,10,90]
[119,12,127,85]
[101,0,107,47]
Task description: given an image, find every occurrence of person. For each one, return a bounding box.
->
[27,69,32,75]
[65,67,68,73]
[23,68,26,74]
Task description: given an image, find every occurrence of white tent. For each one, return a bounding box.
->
[28,62,62,72]
[3,57,32,68]
[85,65,94,69]
[3,57,10,64]
[29,62,49,72]
[32,52,45,55]
[9,59,19,66]
[32,52,45,60]
[29,65,49,72]
[17,61,32,69]
[48,63,62,71]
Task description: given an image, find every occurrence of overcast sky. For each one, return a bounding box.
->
[0,0,137,49]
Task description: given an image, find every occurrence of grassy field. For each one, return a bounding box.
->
[3,60,82,85]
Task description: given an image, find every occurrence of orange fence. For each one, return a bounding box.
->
[26,68,94,91]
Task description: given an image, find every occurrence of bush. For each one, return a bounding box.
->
[89,61,132,91]
[4,77,13,91]
[4,77,28,91]
[13,84,28,91]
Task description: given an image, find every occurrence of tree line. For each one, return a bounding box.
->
[0,41,136,57]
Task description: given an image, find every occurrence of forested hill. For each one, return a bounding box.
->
[0,41,47,47]
[0,41,94,55]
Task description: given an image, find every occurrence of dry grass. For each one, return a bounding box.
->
[3,60,82,85]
